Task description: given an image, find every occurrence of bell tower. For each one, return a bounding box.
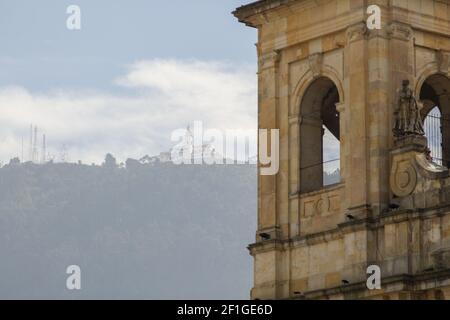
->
[234,0,450,299]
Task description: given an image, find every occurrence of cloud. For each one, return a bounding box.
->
[0,59,257,164]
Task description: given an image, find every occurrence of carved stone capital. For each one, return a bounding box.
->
[258,50,280,71]
[386,22,412,41]
[346,23,368,43]
[288,116,301,126]
[300,116,322,127]
[335,102,345,114]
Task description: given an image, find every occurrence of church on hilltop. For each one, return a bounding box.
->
[234,0,450,300]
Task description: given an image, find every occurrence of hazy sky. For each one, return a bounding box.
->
[0,1,258,164]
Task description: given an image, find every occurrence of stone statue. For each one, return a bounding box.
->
[393,80,425,137]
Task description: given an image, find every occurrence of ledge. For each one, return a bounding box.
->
[233,0,288,27]
[300,269,450,300]
[248,204,450,254]
[298,183,344,199]
[233,0,313,28]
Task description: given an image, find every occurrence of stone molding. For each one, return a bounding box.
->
[386,22,413,41]
[346,23,368,43]
[258,50,280,71]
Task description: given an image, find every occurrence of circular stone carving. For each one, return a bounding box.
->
[316,199,324,213]
[398,171,410,188]
[390,160,417,197]
[315,198,330,215]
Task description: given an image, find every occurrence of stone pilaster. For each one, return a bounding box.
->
[344,22,369,218]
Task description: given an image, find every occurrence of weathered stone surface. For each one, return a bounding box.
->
[235,0,450,300]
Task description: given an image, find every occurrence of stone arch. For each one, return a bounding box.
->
[298,75,341,193]
[418,72,450,166]
[415,63,440,99]
[420,74,450,114]
[291,65,344,117]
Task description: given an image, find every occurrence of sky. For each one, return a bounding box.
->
[0,0,258,164]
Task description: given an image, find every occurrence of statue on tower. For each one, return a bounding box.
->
[393,80,425,138]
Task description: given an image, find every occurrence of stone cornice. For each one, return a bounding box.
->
[391,6,450,38]
[248,204,450,255]
[300,269,450,300]
[235,2,450,36]
[235,2,450,55]
[233,0,309,28]
[263,11,364,53]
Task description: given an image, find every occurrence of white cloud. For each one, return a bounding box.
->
[0,59,257,164]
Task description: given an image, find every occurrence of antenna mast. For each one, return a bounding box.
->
[42,134,46,163]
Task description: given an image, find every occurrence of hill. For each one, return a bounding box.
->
[0,159,256,299]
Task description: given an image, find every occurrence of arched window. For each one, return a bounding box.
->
[420,74,450,167]
[299,77,340,193]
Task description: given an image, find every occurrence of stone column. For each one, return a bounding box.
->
[288,115,301,238]
[343,23,369,217]
[251,49,286,300]
[366,20,391,216]
[258,50,280,239]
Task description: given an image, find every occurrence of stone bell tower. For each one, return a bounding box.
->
[234,0,450,299]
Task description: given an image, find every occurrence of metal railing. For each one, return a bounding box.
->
[424,110,450,167]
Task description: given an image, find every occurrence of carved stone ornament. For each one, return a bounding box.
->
[346,23,368,43]
[259,50,280,70]
[308,53,323,78]
[315,197,330,215]
[386,23,412,41]
[393,80,425,138]
[390,159,418,197]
